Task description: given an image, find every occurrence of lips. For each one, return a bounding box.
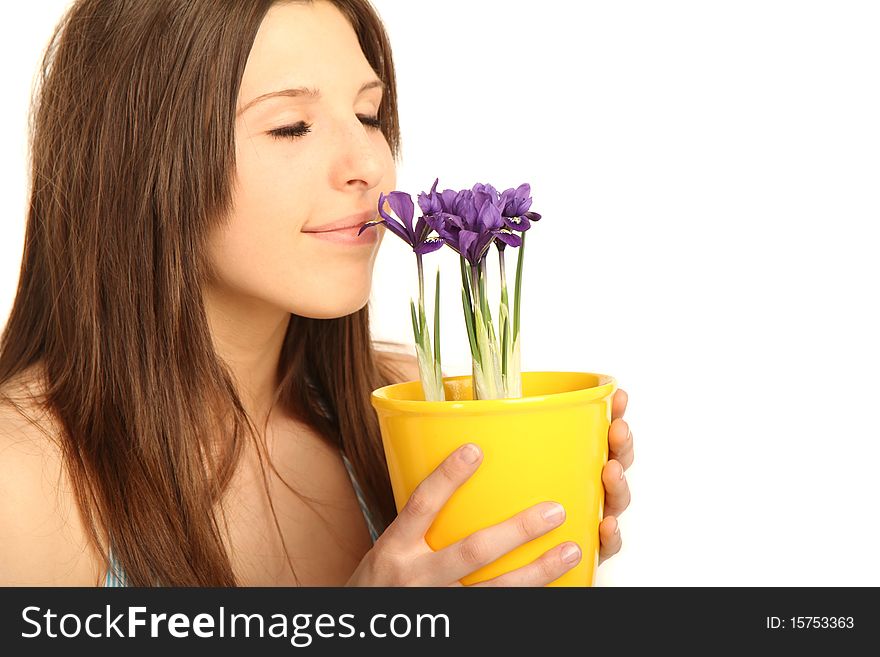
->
[302,210,378,233]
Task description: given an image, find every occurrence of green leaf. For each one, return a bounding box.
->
[418,299,428,337]
[472,304,496,397]
[422,317,433,369]
[461,287,479,363]
[501,314,508,379]
[514,230,525,340]
[409,298,420,344]
[478,263,492,327]
[433,267,441,366]
[460,256,473,311]
[478,264,499,386]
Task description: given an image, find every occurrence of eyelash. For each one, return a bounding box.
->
[269,115,382,140]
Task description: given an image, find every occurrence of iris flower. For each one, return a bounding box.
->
[359,192,445,400]
[359,191,445,256]
[360,179,542,401]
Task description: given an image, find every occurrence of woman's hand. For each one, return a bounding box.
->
[346,443,582,587]
[598,388,633,566]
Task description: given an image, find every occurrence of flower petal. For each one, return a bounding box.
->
[477,197,504,231]
[424,212,445,232]
[494,228,522,248]
[443,213,465,231]
[418,179,443,216]
[459,229,480,266]
[386,191,416,236]
[500,188,517,216]
[475,230,498,261]
[453,190,478,227]
[415,236,446,255]
[357,220,384,236]
[511,183,534,216]
[427,212,461,243]
[378,193,395,223]
[472,182,500,203]
[387,221,414,243]
[439,189,459,214]
[414,216,433,243]
[503,215,531,232]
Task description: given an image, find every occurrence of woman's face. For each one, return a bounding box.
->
[208,0,394,319]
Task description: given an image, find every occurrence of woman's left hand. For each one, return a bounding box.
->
[599,388,633,566]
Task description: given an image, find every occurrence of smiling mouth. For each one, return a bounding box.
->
[310,223,365,233]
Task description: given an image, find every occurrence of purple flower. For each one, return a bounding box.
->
[359,191,444,256]
[371,178,541,265]
[363,178,540,400]
[472,183,503,209]
[417,178,444,216]
[499,183,542,232]
[421,185,512,266]
[423,180,538,257]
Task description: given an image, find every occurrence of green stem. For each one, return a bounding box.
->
[478,258,493,330]
[433,266,441,367]
[469,262,497,399]
[472,260,502,398]
[499,247,510,384]
[417,253,425,313]
[513,231,526,340]
[460,256,478,361]
[469,263,482,370]
[478,260,501,393]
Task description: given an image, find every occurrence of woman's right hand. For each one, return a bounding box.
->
[345,443,582,587]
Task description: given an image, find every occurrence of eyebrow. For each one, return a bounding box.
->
[237,79,385,116]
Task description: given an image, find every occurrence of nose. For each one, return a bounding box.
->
[329,115,386,193]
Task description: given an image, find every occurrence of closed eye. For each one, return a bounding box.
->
[269,115,382,140]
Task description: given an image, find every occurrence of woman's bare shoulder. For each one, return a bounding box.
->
[0,369,104,586]
[375,345,421,384]
[375,344,447,383]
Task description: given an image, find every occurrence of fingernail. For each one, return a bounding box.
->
[541,503,565,523]
[460,443,481,464]
[615,521,621,535]
[619,466,625,480]
[561,543,581,564]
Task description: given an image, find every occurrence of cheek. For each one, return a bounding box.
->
[375,136,397,190]
[208,196,384,320]
[215,169,304,279]
[207,135,391,318]
[209,219,382,319]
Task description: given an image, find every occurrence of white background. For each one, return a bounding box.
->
[2,1,878,586]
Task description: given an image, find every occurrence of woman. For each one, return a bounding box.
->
[0,0,633,586]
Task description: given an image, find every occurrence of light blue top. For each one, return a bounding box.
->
[103,450,380,587]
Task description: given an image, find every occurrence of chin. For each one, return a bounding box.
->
[291,293,371,320]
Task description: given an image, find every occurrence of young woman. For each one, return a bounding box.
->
[0,0,633,587]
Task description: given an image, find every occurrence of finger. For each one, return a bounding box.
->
[468,541,582,587]
[609,418,634,470]
[429,500,569,584]
[598,515,622,566]
[385,443,483,546]
[612,388,628,420]
[602,459,631,518]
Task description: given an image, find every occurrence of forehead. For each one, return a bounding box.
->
[239,2,375,101]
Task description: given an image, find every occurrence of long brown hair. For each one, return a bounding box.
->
[0,0,407,586]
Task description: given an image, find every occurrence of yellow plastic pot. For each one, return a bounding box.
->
[370,370,616,587]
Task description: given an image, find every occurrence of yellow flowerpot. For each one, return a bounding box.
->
[370,370,616,587]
